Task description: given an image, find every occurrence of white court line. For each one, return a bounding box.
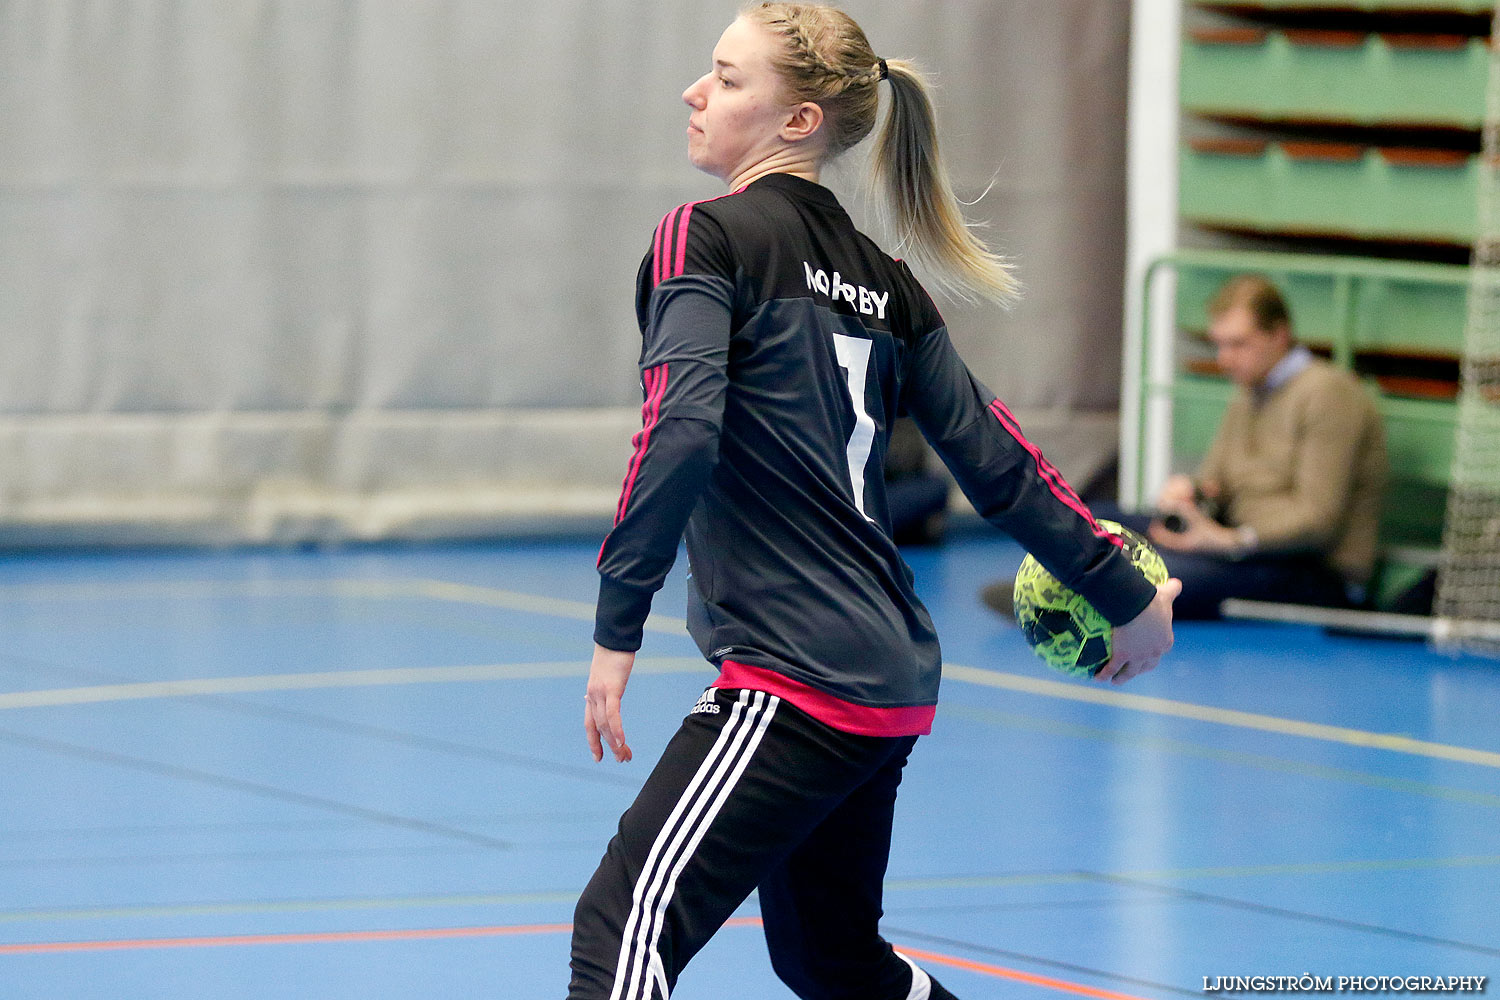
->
[0,658,709,711]
[3,575,1498,768]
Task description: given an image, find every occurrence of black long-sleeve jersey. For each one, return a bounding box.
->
[595,173,1155,737]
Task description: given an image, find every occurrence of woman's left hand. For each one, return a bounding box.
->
[585,644,636,763]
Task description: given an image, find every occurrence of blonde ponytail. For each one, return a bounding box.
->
[743,2,1019,308]
[872,61,1020,307]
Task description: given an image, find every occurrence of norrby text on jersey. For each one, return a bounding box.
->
[803,261,890,318]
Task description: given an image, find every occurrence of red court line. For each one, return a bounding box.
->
[0,918,1154,1000]
[898,945,1152,1000]
[0,918,759,957]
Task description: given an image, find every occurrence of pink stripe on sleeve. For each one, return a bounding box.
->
[613,364,670,527]
[651,208,673,287]
[647,189,745,289]
[672,203,694,279]
[987,399,1120,547]
[615,366,659,524]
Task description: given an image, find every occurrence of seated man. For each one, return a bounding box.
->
[984,273,1387,620]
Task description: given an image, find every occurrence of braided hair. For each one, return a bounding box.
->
[742,3,882,155]
[741,2,1019,307]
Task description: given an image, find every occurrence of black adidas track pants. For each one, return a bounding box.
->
[567,686,940,1000]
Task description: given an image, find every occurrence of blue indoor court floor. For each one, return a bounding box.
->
[1,532,1498,999]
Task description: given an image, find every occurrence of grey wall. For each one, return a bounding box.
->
[0,0,1130,544]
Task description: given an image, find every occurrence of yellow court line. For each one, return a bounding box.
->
[411,580,1500,770]
[406,579,691,637]
[9,853,1500,927]
[940,701,1500,808]
[0,579,397,603]
[1122,854,1500,882]
[940,663,1500,770]
[0,890,586,925]
[885,855,1500,895]
[0,577,693,637]
[2,575,1496,769]
[0,658,709,711]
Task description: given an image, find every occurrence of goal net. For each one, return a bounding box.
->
[1434,12,1500,654]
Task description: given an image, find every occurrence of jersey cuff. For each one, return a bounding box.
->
[1090,570,1158,627]
[593,575,654,652]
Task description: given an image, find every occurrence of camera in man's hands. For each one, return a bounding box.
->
[1158,487,1226,533]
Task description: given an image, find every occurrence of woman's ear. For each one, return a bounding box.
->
[781,101,825,144]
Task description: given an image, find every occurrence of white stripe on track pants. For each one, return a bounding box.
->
[567,686,936,1000]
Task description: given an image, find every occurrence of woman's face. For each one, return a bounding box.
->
[681,18,802,184]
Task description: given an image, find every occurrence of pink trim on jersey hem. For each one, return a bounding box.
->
[714,660,934,737]
[986,398,1121,548]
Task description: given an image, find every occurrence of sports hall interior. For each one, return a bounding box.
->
[3,2,1497,996]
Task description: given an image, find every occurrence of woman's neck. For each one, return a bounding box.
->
[727,151,822,192]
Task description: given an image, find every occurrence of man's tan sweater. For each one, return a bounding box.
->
[1197,359,1387,584]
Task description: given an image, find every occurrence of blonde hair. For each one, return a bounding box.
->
[741,2,1019,307]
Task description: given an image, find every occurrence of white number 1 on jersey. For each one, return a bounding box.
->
[832,332,876,521]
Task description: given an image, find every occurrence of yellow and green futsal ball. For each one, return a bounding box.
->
[1012,520,1168,677]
